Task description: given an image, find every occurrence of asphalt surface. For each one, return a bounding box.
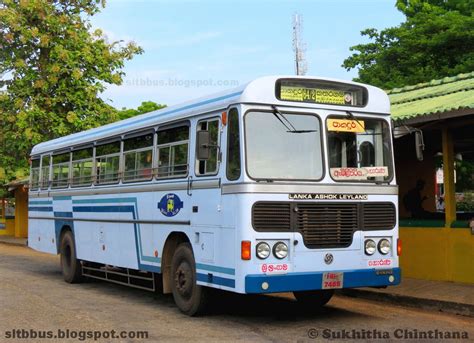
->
[1,244,473,342]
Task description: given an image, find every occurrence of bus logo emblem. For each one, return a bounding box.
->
[324,253,334,265]
[158,193,183,217]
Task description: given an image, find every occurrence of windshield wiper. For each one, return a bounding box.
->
[345,111,365,131]
[271,105,317,133]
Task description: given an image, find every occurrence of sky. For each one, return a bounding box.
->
[91,0,405,109]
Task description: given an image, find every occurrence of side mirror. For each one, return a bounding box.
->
[415,130,424,161]
[197,130,210,160]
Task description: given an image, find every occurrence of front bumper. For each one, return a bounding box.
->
[245,267,401,294]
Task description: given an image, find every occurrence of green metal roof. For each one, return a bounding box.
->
[388,72,474,121]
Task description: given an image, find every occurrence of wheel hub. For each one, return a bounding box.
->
[174,261,193,298]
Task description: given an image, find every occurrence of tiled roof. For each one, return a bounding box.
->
[388,72,474,121]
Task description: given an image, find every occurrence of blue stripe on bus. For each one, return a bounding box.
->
[72,198,137,204]
[139,264,161,274]
[53,196,72,201]
[28,206,53,212]
[197,273,235,288]
[48,90,243,145]
[196,263,235,276]
[54,211,73,218]
[72,205,135,213]
[28,200,53,205]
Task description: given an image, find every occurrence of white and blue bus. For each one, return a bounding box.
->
[29,76,400,315]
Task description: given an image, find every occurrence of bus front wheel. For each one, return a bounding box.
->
[60,230,84,283]
[293,289,334,308]
[170,242,208,316]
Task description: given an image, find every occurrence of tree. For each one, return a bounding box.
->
[118,101,167,120]
[342,0,474,89]
[0,0,143,183]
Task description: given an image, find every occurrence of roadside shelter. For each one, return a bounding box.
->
[0,179,28,238]
[389,72,474,283]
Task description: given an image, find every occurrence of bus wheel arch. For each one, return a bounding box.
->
[161,232,191,294]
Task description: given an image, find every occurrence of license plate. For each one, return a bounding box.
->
[322,272,343,289]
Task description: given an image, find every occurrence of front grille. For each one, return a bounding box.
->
[252,202,291,232]
[296,203,358,248]
[252,201,396,249]
[362,203,396,230]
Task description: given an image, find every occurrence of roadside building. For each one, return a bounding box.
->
[389,72,474,283]
[0,179,28,238]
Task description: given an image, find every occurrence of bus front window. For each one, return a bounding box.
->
[327,117,392,182]
[245,111,323,180]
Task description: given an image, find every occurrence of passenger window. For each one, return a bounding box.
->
[52,152,70,188]
[40,155,50,188]
[196,118,220,175]
[157,125,189,178]
[123,133,154,182]
[226,109,241,181]
[95,141,121,184]
[30,158,40,190]
[72,147,93,186]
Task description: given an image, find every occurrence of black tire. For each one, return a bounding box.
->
[293,289,334,308]
[170,242,209,316]
[60,230,84,283]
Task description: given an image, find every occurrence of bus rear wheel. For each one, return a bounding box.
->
[293,289,334,308]
[60,230,84,283]
[170,242,208,316]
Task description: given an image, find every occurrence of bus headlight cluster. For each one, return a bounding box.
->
[273,242,288,259]
[256,242,271,259]
[365,238,391,255]
[364,239,377,255]
[256,241,288,259]
[378,239,391,255]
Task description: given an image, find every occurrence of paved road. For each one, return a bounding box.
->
[1,244,473,342]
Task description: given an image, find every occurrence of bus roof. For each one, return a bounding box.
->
[31,75,390,155]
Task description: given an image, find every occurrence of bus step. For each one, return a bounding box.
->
[81,261,156,292]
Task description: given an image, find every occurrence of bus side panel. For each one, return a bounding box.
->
[28,217,57,255]
[190,188,237,291]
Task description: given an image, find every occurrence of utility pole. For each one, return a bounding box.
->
[292,13,307,76]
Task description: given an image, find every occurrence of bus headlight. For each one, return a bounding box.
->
[273,242,288,259]
[378,239,391,255]
[364,239,376,255]
[256,242,271,259]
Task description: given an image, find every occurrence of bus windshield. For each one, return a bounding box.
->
[327,116,392,182]
[245,111,323,180]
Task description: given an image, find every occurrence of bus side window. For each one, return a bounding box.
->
[157,125,189,179]
[95,141,121,184]
[226,109,241,181]
[30,158,40,190]
[51,152,71,188]
[72,147,93,187]
[40,155,51,189]
[196,118,220,176]
[123,132,154,182]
